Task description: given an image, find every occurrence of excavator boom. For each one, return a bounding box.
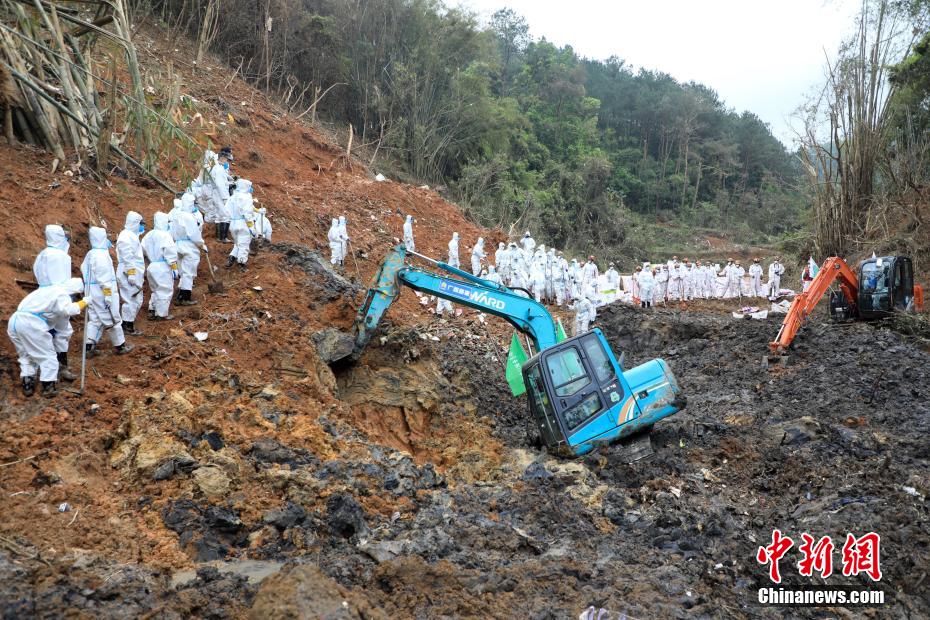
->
[770,257,859,354]
[347,245,686,457]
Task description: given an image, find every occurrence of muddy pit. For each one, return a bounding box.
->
[2,301,929,618]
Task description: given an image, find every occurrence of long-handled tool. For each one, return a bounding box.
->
[347,238,362,282]
[203,248,225,293]
[78,284,89,394]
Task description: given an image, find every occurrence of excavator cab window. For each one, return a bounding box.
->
[893,257,913,309]
[525,362,564,447]
[859,259,892,315]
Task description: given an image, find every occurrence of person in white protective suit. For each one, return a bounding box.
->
[7,277,87,397]
[116,211,146,335]
[328,218,342,267]
[436,232,461,317]
[486,265,502,285]
[498,242,512,280]
[681,260,694,301]
[33,224,77,381]
[552,252,567,306]
[471,237,486,275]
[602,263,619,303]
[81,227,133,356]
[141,213,179,321]
[209,148,233,242]
[171,194,208,305]
[654,265,668,305]
[767,257,785,300]
[719,259,735,298]
[581,256,601,301]
[530,259,546,303]
[637,264,656,309]
[226,178,255,269]
[748,258,764,297]
[574,293,594,336]
[253,204,272,243]
[403,215,415,252]
[732,260,746,297]
[495,242,506,272]
[667,261,681,301]
[520,231,535,261]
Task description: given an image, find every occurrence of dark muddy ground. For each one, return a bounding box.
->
[2,302,929,619]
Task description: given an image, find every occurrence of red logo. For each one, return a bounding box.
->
[757,531,881,583]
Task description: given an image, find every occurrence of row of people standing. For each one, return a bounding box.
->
[8,147,273,398]
[631,257,786,308]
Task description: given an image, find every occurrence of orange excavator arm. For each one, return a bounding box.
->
[770,257,859,354]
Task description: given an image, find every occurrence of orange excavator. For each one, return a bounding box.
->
[769,255,924,356]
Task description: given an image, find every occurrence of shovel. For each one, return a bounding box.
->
[203,249,225,293]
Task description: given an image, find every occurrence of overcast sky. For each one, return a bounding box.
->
[456,0,861,147]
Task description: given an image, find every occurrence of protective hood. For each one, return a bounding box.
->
[331,218,339,229]
[524,231,531,237]
[45,224,69,252]
[172,198,183,211]
[154,212,170,231]
[124,211,144,233]
[338,216,346,226]
[452,232,459,240]
[498,242,505,249]
[62,277,84,295]
[405,215,413,223]
[88,227,109,249]
[181,193,196,211]
[235,178,252,193]
[476,237,484,247]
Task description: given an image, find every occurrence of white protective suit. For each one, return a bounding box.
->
[637,269,656,308]
[574,296,594,336]
[521,232,535,262]
[199,152,218,223]
[228,179,255,266]
[494,243,506,272]
[34,225,72,287]
[553,255,567,306]
[448,233,460,268]
[403,215,415,252]
[171,194,207,295]
[582,260,600,300]
[768,261,785,299]
[81,227,127,349]
[604,266,620,303]
[141,213,178,318]
[471,238,486,275]
[33,225,74,356]
[254,206,272,241]
[337,216,349,261]
[328,218,342,266]
[8,277,85,383]
[667,263,681,301]
[655,267,668,304]
[116,211,146,326]
[748,262,764,297]
[209,159,232,226]
[530,260,546,303]
[486,265,501,285]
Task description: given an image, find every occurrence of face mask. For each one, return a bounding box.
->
[248,187,253,193]
[192,207,200,213]
[222,162,230,170]
[106,240,113,249]
[138,223,145,234]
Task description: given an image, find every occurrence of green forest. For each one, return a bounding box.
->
[144,0,930,263]
[148,0,805,258]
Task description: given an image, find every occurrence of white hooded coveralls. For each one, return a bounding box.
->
[748,263,764,297]
[171,194,206,291]
[403,215,415,252]
[228,179,255,264]
[33,224,73,353]
[209,160,232,224]
[768,261,784,298]
[81,227,126,347]
[7,278,84,381]
[471,238,486,276]
[116,211,146,323]
[141,213,178,318]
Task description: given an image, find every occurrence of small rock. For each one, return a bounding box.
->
[193,466,231,500]
[256,386,280,401]
[115,375,132,385]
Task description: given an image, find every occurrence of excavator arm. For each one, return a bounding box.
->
[351,245,558,359]
[770,257,859,353]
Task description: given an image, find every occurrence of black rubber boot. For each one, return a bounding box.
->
[22,376,36,397]
[226,255,236,268]
[57,352,76,382]
[148,309,157,320]
[85,342,97,358]
[41,380,58,397]
[177,290,198,306]
[124,320,143,336]
[115,342,135,355]
[215,223,222,240]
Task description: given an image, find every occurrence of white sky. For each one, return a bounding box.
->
[456,0,861,147]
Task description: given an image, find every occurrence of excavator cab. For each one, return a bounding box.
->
[522,329,684,456]
[857,256,915,319]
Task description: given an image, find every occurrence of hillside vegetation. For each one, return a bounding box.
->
[147,0,806,259]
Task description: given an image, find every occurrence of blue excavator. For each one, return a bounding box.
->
[344,245,686,457]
